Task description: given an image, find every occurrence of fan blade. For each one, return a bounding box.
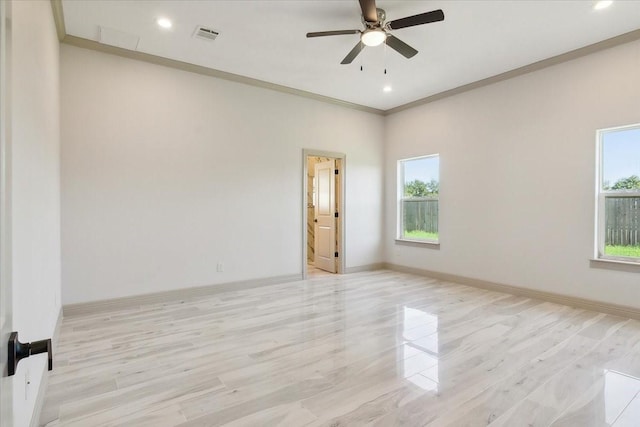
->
[307,30,360,38]
[385,35,418,59]
[387,9,444,30]
[359,0,378,23]
[341,42,365,64]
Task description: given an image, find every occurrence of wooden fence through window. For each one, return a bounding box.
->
[403,198,439,233]
[403,197,640,247]
[402,197,640,246]
[606,196,640,246]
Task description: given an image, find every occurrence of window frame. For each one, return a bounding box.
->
[397,154,440,245]
[595,123,640,264]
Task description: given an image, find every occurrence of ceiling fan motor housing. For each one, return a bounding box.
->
[363,8,386,27]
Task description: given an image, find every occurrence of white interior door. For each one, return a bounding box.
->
[314,159,336,273]
[0,0,13,424]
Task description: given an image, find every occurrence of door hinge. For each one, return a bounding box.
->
[335,169,339,175]
[334,212,339,218]
[334,252,339,258]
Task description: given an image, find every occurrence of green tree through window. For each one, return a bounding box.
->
[611,175,640,190]
[404,179,439,197]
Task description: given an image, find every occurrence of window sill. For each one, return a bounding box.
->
[590,258,640,273]
[395,239,440,249]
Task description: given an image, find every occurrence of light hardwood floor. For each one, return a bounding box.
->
[42,270,640,426]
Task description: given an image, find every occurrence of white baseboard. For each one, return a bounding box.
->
[62,262,640,320]
[383,263,640,321]
[63,274,303,317]
[344,263,385,274]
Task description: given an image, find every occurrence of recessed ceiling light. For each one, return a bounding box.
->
[157,18,172,29]
[593,1,613,10]
[383,86,392,93]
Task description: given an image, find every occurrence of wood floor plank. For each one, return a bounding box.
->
[42,270,640,426]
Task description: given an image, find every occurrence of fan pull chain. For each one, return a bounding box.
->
[383,38,388,75]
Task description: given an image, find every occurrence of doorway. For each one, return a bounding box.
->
[303,150,345,278]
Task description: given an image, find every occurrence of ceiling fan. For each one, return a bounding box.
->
[306,0,444,64]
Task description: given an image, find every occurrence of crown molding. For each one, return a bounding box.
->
[50,0,65,42]
[62,34,385,115]
[385,28,640,116]
[49,1,640,116]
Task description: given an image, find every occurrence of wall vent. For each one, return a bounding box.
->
[193,26,219,41]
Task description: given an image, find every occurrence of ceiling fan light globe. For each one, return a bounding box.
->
[361,29,386,47]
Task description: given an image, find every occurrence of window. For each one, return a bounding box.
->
[398,155,439,243]
[596,124,640,263]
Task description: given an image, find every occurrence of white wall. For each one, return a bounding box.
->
[60,45,384,305]
[385,39,640,309]
[11,0,61,425]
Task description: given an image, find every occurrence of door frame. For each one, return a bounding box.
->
[0,0,13,424]
[302,149,345,278]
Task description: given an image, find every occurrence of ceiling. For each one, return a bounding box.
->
[61,0,640,112]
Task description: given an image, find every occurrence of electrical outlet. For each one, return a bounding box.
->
[216,262,224,272]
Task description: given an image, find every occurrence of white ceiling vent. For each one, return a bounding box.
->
[193,26,219,41]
